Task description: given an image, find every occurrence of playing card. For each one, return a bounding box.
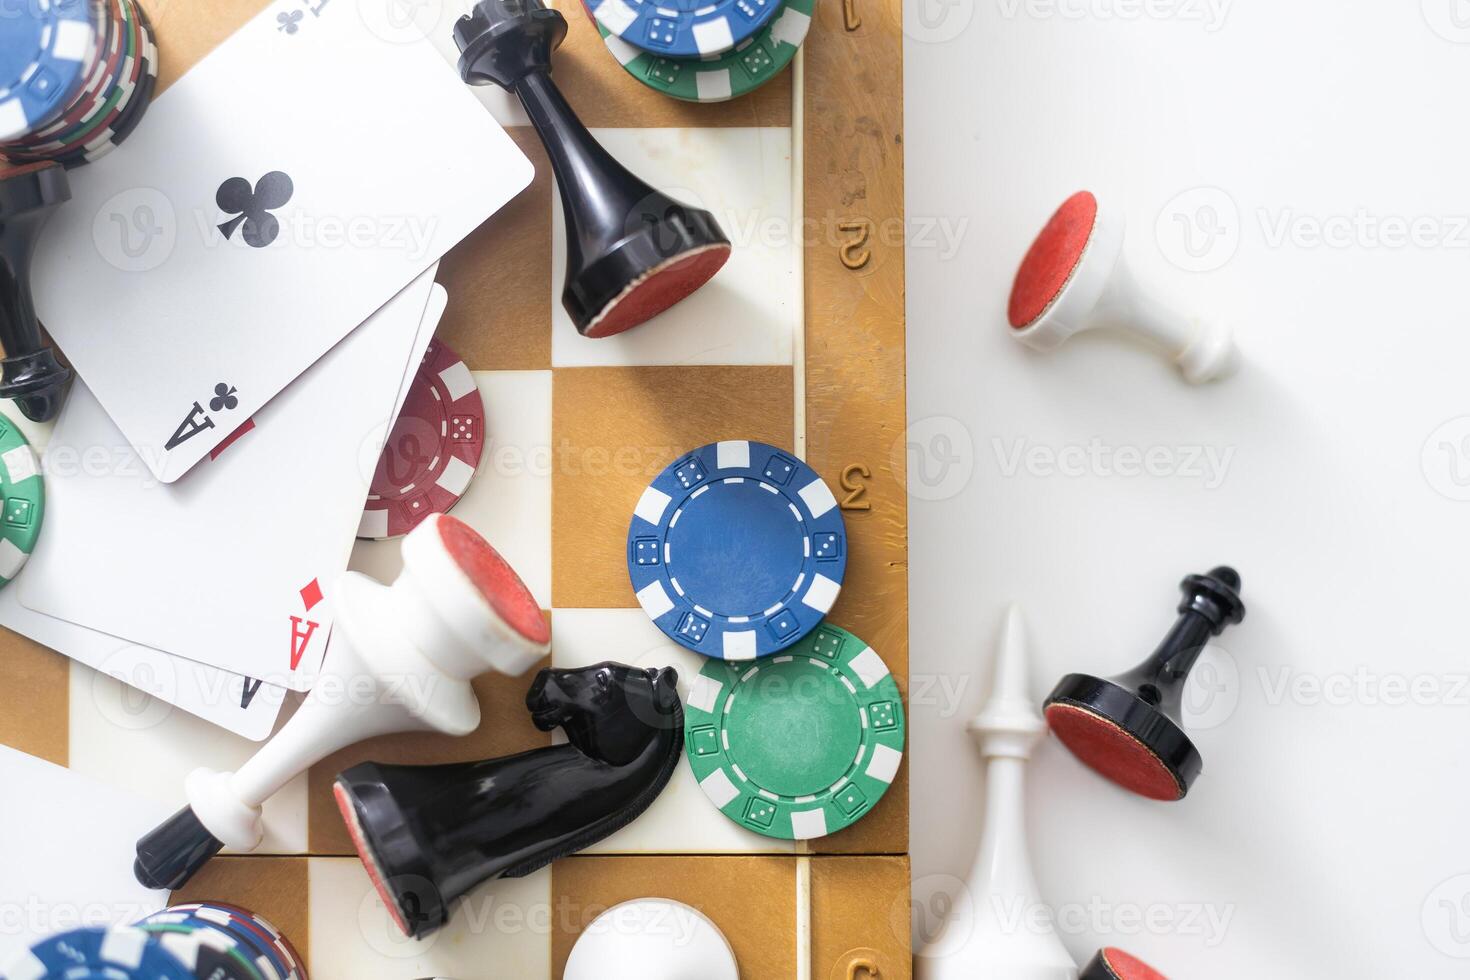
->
[31,0,532,483]
[0,588,288,741]
[0,282,449,734]
[0,746,171,962]
[17,269,440,692]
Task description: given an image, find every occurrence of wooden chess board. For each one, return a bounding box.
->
[0,0,908,976]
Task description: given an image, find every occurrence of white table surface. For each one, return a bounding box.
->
[905,2,1470,976]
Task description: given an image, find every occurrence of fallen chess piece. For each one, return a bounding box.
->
[455,0,731,338]
[563,898,737,980]
[1008,190,1239,384]
[334,661,683,939]
[1045,566,1246,801]
[133,513,551,890]
[0,163,73,422]
[916,606,1174,980]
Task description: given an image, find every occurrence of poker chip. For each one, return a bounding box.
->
[0,0,157,169]
[9,0,125,143]
[139,903,305,980]
[0,0,100,141]
[627,440,846,660]
[683,623,904,840]
[358,340,484,540]
[132,926,269,980]
[587,0,781,60]
[24,0,144,147]
[1,926,196,980]
[0,413,44,590]
[595,0,813,103]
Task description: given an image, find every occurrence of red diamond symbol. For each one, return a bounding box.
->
[300,579,323,611]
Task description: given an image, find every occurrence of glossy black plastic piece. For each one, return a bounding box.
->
[0,164,73,422]
[1045,566,1246,798]
[335,662,684,938]
[453,0,729,333]
[133,804,225,890]
[1080,949,1134,979]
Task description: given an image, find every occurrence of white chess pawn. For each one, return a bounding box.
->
[563,899,738,980]
[915,606,1078,980]
[133,513,551,890]
[1007,190,1239,384]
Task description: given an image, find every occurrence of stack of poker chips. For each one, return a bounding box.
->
[0,0,158,170]
[588,0,815,103]
[2,903,308,980]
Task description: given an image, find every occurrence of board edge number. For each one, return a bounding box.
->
[840,463,872,511]
[839,220,872,270]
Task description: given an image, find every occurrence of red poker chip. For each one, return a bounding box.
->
[358,341,484,540]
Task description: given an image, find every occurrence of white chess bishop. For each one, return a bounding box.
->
[916,605,1078,980]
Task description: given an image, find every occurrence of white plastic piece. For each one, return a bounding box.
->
[1012,201,1239,384]
[186,513,550,849]
[563,899,738,980]
[915,606,1078,980]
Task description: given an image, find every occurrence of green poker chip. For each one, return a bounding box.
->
[595,0,815,104]
[684,623,904,840]
[0,413,43,589]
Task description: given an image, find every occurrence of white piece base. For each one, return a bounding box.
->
[563,899,738,980]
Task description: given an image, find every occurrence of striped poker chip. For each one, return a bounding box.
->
[0,413,44,590]
[587,0,780,59]
[626,440,847,660]
[594,0,814,103]
[0,0,100,141]
[683,623,904,840]
[9,0,125,143]
[358,340,484,540]
[0,0,157,169]
[140,903,305,980]
[1,926,195,980]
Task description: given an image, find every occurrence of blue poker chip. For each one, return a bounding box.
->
[588,0,780,59]
[0,0,99,141]
[1,926,195,979]
[628,440,846,660]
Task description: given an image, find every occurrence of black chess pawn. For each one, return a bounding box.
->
[454,0,731,338]
[1044,566,1246,801]
[0,163,73,422]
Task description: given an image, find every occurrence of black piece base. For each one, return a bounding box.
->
[0,164,72,423]
[1045,672,1202,798]
[0,349,70,422]
[565,208,730,335]
[134,805,226,890]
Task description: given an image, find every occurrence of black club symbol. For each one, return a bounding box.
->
[277,10,304,32]
[216,172,294,249]
[209,383,238,413]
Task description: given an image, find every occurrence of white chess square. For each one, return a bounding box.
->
[307,858,551,978]
[66,663,308,855]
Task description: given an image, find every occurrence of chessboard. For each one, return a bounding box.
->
[0,0,908,976]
